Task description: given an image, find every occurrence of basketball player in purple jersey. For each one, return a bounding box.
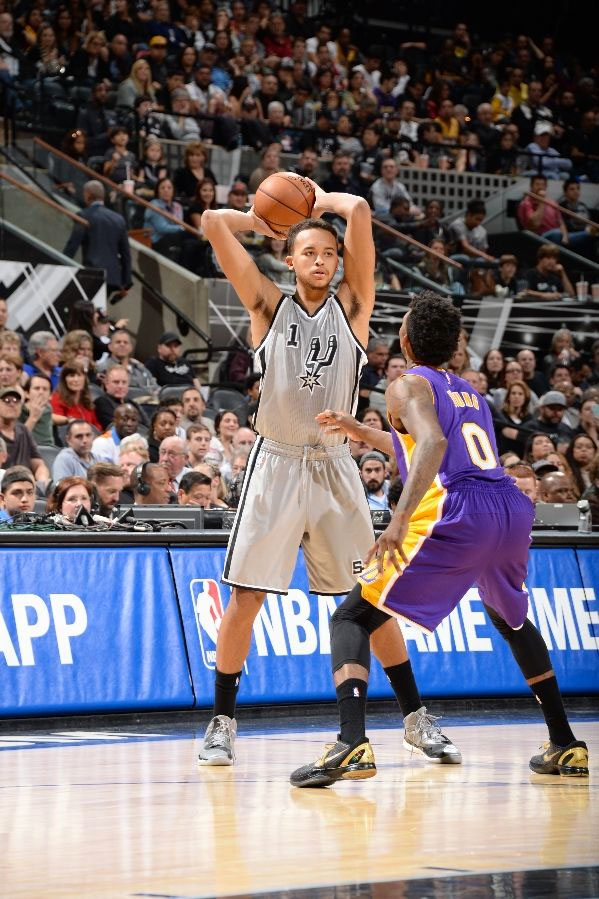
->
[291,291,589,787]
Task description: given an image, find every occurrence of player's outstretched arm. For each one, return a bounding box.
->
[365,375,447,574]
[316,409,393,456]
[201,208,282,315]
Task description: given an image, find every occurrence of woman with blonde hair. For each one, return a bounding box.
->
[116,57,155,110]
[65,30,110,86]
[61,330,96,379]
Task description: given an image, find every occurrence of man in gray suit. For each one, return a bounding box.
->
[64,180,132,296]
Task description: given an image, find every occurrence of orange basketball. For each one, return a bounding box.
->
[254,172,315,236]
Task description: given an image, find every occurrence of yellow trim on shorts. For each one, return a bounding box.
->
[359,428,447,620]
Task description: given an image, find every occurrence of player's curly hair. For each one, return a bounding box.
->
[406,291,461,366]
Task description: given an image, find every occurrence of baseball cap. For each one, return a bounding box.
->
[229,180,248,194]
[159,331,182,346]
[0,387,22,401]
[539,390,566,407]
[359,451,387,469]
[534,121,553,136]
[203,42,217,51]
[532,459,559,476]
[149,35,168,47]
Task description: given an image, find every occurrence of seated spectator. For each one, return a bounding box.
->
[493,360,539,411]
[368,354,406,416]
[147,408,177,462]
[232,426,255,454]
[322,151,361,194]
[523,432,557,466]
[369,158,413,214]
[556,179,597,254]
[135,137,169,201]
[486,130,520,175]
[471,103,500,153]
[96,329,157,393]
[410,200,450,247]
[193,461,229,507]
[0,352,24,391]
[357,407,387,431]
[186,179,218,227]
[517,175,572,246]
[210,410,240,476]
[88,462,124,515]
[493,380,535,457]
[19,374,54,447]
[496,254,519,295]
[358,451,389,511]
[177,470,214,507]
[54,130,88,200]
[116,58,156,112]
[103,126,137,184]
[0,388,49,484]
[543,327,580,375]
[511,80,553,146]
[434,98,461,144]
[0,466,36,520]
[145,333,198,388]
[158,435,192,491]
[359,338,389,402]
[186,62,230,116]
[532,390,576,449]
[0,436,6,483]
[448,199,496,268]
[517,348,549,397]
[248,143,282,193]
[522,245,574,300]
[565,433,597,497]
[144,178,186,254]
[77,82,118,155]
[581,455,599,525]
[131,461,171,505]
[335,114,362,158]
[92,403,141,463]
[539,471,577,504]
[118,434,150,480]
[480,348,505,391]
[418,238,463,295]
[523,122,572,180]
[256,237,295,285]
[46,476,93,521]
[50,362,102,428]
[308,110,339,158]
[578,399,599,444]
[187,424,212,466]
[447,344,470,376]
[65,30,110,87]
[61,330,97,380]
[569,109,599,181]
[506,462,538,502]
[23,331,61,390]
[94,366,141,430]
[162,87,201,142]
[180,386,214,434]
[53,420,98,480]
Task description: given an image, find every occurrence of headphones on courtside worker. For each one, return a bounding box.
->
[134,462,151,496]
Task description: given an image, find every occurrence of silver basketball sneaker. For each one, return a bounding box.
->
[403,706,462,764]
[197,715,237,765]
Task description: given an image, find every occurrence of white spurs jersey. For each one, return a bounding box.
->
[253,293,367,447]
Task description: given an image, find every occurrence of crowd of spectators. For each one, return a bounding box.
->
[2,6,599,280]
[2,285,598,528]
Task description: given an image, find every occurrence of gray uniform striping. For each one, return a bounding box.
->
[254,294,367,447]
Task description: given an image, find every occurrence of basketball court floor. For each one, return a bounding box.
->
[1,708,597,898]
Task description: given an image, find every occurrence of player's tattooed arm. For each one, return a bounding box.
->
[365,376,447,573]
[316,409,393,456]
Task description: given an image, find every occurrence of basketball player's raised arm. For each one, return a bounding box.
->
[201,209,282,314]
[365,375,447,573]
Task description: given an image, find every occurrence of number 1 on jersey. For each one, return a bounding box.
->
[461,421,498,470]
[286,323,299,347]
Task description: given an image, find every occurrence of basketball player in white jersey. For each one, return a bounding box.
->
[197,181,460,765]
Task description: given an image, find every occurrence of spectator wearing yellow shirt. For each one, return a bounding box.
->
[435,98,461,143]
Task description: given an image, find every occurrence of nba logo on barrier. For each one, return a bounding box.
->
[190,579,224,670]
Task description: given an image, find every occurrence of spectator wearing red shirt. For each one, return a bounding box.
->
[262,13,293,59]
[50,361,102,429]
[517,175,567,245]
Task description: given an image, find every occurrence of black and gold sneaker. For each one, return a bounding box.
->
[290,739,376,788]
[529,740,589,777]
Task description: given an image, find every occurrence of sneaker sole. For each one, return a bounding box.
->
[403,738,462,765]
[291,763,377,789]
[529,763,589,777]
[197,755,235,766]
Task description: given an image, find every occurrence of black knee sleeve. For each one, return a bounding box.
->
[484,603,552,680]
[330,584,390,673]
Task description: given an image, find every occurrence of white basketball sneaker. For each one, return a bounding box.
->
[403,706,462,764]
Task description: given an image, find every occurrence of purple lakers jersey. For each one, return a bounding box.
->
[391,366,508,491]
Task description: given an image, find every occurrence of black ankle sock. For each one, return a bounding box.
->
[384,661,422,717]
[532,675,575,746]
[213,669,242,719]
[336,678,367,745]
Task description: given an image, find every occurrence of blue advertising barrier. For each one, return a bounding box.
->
[169,546,599,707]
[0,548,194,716]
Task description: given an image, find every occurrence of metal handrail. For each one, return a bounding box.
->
[371,216,463,269]
[521,230,599,275]
[385,257,453,296]
[0,171,89,227]
[527,191,598,230]
[33,136,204,239]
